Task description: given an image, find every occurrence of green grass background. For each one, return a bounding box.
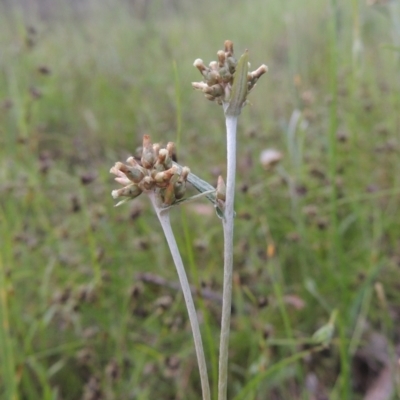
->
[1,0,400,398]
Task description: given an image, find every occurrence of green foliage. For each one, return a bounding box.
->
[1,0,400,398]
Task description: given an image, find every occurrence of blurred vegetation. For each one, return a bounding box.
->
[1,0,400,399]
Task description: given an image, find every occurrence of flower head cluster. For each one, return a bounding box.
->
[192,40,268,105]
[110,135,190,208]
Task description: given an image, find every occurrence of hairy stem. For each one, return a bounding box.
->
[149,194,211,400]
[218,114,238,400]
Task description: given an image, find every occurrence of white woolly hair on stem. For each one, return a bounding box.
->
[148,192,211,400]
[218,114,238,400]
[218,50,248,400]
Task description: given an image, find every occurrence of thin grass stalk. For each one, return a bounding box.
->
[328,0,351,397]
[149,194,211,400]
[0,208,17,400]
[0,257,17,400]
[218,114,237,400]
[181,209,219,400]
[173,60,217,398]
[233,345,325,400]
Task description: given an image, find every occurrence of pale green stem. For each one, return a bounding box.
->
[218,114,238,400]
[148,193,211,400]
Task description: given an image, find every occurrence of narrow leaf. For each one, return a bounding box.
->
[225,50,249,116]
[172,162,225,217]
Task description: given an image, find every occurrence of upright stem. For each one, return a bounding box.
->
[218,115,238,400]
[149,194,211,400]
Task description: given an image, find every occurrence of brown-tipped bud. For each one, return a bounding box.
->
[202,71,214,84]
[113,161,126,172]
[142,134,152,147]
[111,184,142,199]
[153,143,160,157]
[153,166,178,185]
[180,166,190,181]
[141,135,156,169]
[192,81,209,92]
[219,67,232,83]
[216,176,226,201]
[157,148,167,164]
[166,142,175,158]
[217,50,226,67]
[163,182,176,206]
[118,163,145,183]
[224,40,234,56]
[126,156,139,167]
[127,166,145,183]
[204,84,224,97]
[193,59,209,76]
[207,70,221,86]
[249,65,268,81]
[159,148,172,169]
[174,180,186,200]
[227,56,237,71]
[117,160,139,175]
[209,61,219,71]
[140,176,154,191]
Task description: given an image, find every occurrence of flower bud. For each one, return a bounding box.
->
[116,161,145,183]
[180,166,190,180]
[207,70,220,86]
[163,181,176,206]
[153,143,160,157]
[140,176,154,191]
[153,166,178,185]
[219,67,232,83]
[205,84,224,97]
[224,40,234,56]
[193,59,209,77]
[157,148,167,164]
[110,162,124,173]
[192,82,209,91]
[114,176,130,185]
[126,156,138,166]
[216,175,226,201]
[159,148,172,169]
[166,142,175,158]
[249,64,268,81]
[217,50,226,67]
[174,181,186,200]
[209,61,219,71]
[111,183,142,199]
[126,166,145,183]
[141,135,156,169]
[226,57,237,73]
[110,164,131,185]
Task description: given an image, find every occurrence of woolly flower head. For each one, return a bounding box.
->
[110,135,190,208]
[192,40,268,106]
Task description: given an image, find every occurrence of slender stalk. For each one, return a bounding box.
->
[148,194,211,400]
[181,209,219,400]
[328,1,350,398]
[218,114,238,400]
[0,209,18,400]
